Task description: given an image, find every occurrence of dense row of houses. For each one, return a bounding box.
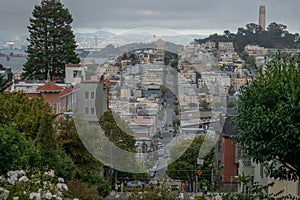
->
[2,38,299,196]
[179,40,299,196]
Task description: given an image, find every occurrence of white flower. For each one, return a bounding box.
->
[45,192,52,199]
[57,177,64,183]
[29,192,35,199]
[7,170,22,185]
[62,183,68,191]
[73,198,79,200]
[19,176,28,182]
[7,170,17,177]
[30,192,41,200]
[13,197,19,200]
[49,170,55,177]
[0,189,10,200]
[56,183,62,190]
[56,197,62,200]
[7,175,18,185]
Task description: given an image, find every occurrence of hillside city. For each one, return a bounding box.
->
[0,2,300,200]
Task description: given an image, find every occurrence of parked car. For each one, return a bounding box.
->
[126,181,144,188]
[157,143,164,149]
[149,168,156,178]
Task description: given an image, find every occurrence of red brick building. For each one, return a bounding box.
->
[11,81,77,115]
[37,81,64,114]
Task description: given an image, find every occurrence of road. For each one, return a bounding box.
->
[153,66,178,179]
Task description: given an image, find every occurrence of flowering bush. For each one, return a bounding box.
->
[194,193,206,200]
[0,169,77,200]
[126,178,180,200]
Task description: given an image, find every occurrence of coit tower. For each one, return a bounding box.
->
[259,5,266,30]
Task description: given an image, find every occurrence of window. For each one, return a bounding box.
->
[53,102,59,114]
[72,92,77,103]
[91,107,95,115]
[90,91,95,99]
[85,107,89,115]
[73,70,82,78]
[260,164,264,178]
[217,139,222,152]
[85,91,89,99]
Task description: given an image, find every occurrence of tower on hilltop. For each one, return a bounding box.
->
[259,5,266,30]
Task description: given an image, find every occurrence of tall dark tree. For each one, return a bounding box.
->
[22,0,80,81]
[0,74,9,94]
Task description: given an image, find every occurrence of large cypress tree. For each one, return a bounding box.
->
[22,0,80,81]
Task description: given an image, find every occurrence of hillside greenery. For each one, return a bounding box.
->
[195,22,300,53]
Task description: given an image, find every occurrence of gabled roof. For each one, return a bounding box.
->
[60,86,75,97]
[36,81,64,92]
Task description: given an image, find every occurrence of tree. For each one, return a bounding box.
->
[56,116,103,175]
[99,111,150,182]
[0,125,40,174]
[234,52,300,181]
[35,113,76,180]
[22,0,80,81]
[167,136,214,191]
[99,110,136,152]
[0,92,52,139]
[0,68,10,94]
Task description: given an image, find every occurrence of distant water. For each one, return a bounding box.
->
[0,56,109,74]
[0,56,26,73]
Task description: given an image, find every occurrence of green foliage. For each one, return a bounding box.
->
[0,126,40,174]
[171,58,179,69]
[54,151,76,180]
[199,100,210,111]
[0,92,52,139]
[246,55,256,66]
[0,73,9,94]
[81,174,111,197]
[234,52,300,180]
[167,136,214,185]
[161,85,169,95]
[22,0,80,81]
[99,111,150,182]
[195,22,300,53]
[0,93,75,180]
[164,51,177,65]
[34,114,76,180]
[99,110,136,152]
[56,117,103,176]
[173,118,181,127]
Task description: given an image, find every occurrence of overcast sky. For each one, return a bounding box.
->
[0,0,299,35]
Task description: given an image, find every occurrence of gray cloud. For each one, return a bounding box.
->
[0,0,299,34]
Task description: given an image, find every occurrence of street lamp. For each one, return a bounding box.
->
[54,111,74,118]
[46,111,74,121]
